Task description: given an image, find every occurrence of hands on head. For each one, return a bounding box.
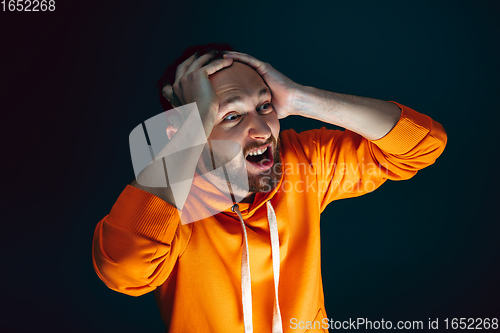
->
[161,50,234,138]
[222,51,301,119]
[162,49,302,136]
[132,47,298,208]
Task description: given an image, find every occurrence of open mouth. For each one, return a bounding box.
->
[245,144,273,170]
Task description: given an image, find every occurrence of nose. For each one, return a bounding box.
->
[247,112,272,141]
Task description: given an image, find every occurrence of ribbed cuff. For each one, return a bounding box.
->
[106,185,181,244]
[371,101,431,154]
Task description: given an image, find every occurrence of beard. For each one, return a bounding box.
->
[199,135,283,197]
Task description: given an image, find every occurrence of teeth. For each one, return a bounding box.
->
[248,146,267,156]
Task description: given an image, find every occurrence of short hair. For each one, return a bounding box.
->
[156,43,237,111]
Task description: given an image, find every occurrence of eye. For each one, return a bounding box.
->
[223,112,241,122]
[258,102,273,113]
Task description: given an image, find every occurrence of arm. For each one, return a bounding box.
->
[93,52,233,295]
[291,87,402,140]
[92,185,186,296]
[223,51,446,147]
[282,101,447,210]
[223,51,401,139]
[131,52,233,210]
[223,52,447,207]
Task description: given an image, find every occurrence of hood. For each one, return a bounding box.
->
[189,168,284,217]
[186,168,284,333]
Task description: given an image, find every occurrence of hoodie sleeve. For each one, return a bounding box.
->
[92,185,190,296]
[285,101,447,212]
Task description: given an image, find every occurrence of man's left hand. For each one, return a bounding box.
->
[223,52,301,119]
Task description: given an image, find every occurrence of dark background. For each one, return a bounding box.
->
[1,0,499,332]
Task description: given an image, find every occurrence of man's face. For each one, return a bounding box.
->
[197,61,282,202]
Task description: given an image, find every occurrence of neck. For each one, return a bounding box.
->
[196,168,256,204]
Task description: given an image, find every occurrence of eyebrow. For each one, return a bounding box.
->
[219,87,270,111]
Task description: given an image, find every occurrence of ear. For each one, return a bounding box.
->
[166,125,177,140]
[166,112,183,139]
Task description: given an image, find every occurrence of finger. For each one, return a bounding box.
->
[162,84,174,102]
[173,51,216,87]
[201,57,234,75]
[223,53,267,74]
[162,84,182,107]
[170,92,181,108]
[161,84,176,106]
[223,52,262,65]
[183,50,218,76]
[175,53,198,82]
[224,51,248,55]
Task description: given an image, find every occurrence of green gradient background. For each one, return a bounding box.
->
[1,0,498,331]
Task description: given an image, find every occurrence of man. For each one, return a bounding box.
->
[92,43,447,332]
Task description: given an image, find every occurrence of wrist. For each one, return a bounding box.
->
[289,85,315,117]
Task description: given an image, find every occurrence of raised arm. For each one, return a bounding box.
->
[93,51,233,296]
[289,87,401,140]
[224,52,447,209]
[131,51,234,210]
[223,51,445,145]
[223,52,401,138]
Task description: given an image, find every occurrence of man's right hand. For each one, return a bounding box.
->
[161,50,233,137]
[130,51,233,209]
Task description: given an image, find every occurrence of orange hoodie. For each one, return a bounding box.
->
[92,101,447,332]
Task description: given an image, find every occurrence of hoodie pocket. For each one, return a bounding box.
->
[304,308,329,332]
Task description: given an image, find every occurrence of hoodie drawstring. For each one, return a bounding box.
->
[232,204,254,333]
[266,201,283,333]
[232,202,283,333]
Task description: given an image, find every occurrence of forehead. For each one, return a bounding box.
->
[209,62,268,102]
